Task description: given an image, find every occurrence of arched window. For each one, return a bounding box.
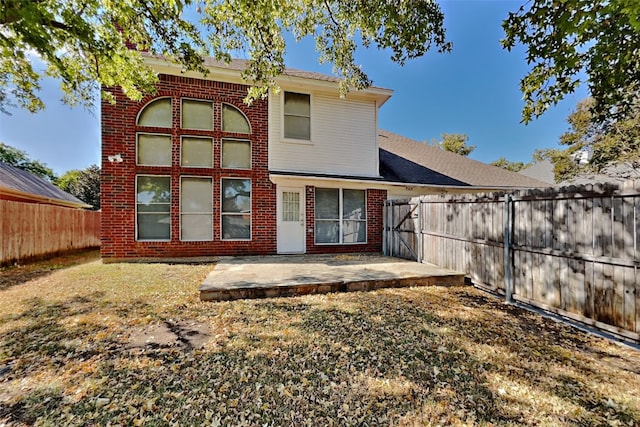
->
[222,103,251,133]
[137,98,172,127]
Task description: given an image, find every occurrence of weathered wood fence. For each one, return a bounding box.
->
[383,181,640,342]
[0,200,100,266]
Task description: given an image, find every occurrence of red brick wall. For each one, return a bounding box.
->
[101,74,276,258]
[304,187,386,254]
[102,74,386,259]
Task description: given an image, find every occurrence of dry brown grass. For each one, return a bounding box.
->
[1,250,638,426]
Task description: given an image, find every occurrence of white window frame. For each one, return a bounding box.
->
[221,138,252,170]
[180,135,214,168]
[180,97,214,131]
[220,177,252,241]
[136,132,172,167]
[221,102,252,134]
[135,174,171,242]
[314,188,367,245]
[179,176,213,242]
[281,91,312,144]
[136,97,172,128]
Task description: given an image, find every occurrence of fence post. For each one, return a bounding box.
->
[417,198,423,263]
[504,194,513,303]
[383,200,388,256]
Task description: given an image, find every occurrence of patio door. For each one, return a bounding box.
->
[277,187,305,253]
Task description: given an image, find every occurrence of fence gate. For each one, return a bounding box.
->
[383,199,420,262]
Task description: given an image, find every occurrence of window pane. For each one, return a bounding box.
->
[343,220,366,243]
[138,214,170,240]
[284,92,310,116]
[222,104,250,133]
[181,137,213,167]
[181,214,213,241]
[343,189,366,220]
[315,220,339,243]
[181,177,212,213]
[222,214,251,239]
[222,179,251,213]
[284,116,311,140]
[221,139,251,169]
[315,188,339,219]
[282,191,300,222]
[138,98,171,127]
[137,134,172,166]
[182,99,213,130]
[137,176,170,203]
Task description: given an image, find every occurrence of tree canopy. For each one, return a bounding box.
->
[502,0,640,124]
[0,142,57,182]
[57,165,101,209]
[0,0,450,112]
[432,133,475,157]
[490,157,527,172]
[535,97,640,181]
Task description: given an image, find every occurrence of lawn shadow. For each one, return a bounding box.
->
[0,249,100,291]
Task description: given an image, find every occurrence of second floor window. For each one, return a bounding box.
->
[283,91,310,141]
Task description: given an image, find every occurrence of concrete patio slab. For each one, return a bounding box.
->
[199,254,465,301]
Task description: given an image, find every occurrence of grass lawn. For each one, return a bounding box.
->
[1,251,639,426]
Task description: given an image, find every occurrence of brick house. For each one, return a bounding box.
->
[101,56,545,260]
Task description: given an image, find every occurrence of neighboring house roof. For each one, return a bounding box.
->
[0,162,90,209]
[378,130,548,188]
[519,160,555,184]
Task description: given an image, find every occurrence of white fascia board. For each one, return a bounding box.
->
[144,56,393,106]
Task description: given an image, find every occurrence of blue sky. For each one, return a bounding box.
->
[0,0,589,176]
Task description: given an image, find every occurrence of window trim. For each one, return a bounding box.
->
[281,91,312,144]
[136,132,172,167]
[220,137,252,170]
[135,174,171,242]
[180,97,214,131]
[136,97,172,128]
[314,188,367,245]
[179,175,214,242]
[221,102,252,134]
[220,177,252,241]
[180,135,214,168]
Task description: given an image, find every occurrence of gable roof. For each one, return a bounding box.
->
[378,130,548,188]
[519,159,555,184]
[0,162,90,209]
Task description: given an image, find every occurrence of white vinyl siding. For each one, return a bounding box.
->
[269,92,379,177]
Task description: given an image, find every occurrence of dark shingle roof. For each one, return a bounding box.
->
[0,162,89,208]
[379,130,548,188]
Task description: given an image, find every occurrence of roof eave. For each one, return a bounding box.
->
[144,56,393,105]
[0,187,91,209]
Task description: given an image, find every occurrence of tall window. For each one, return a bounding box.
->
[315,188,366,244]
[180,177,213,241]
[283,92,310,140]
[136,176,171,240]
[221,178,251,240]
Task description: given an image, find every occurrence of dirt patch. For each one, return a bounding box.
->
[128,320,211,350]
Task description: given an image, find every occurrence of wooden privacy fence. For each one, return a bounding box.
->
[0,200,100,266]
[383,181,640,342]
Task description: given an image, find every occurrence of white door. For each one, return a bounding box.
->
[277,187,305,253]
